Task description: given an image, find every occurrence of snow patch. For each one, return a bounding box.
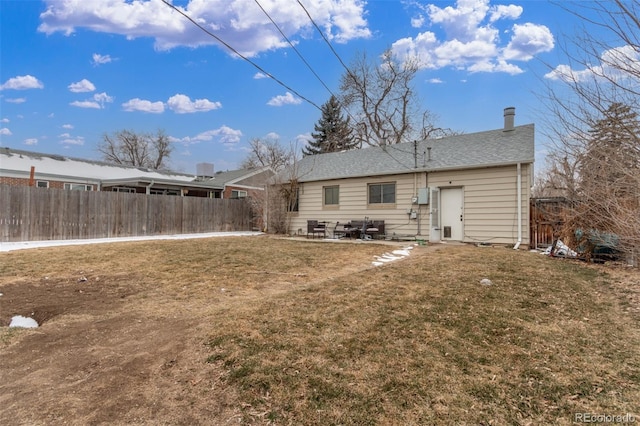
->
[0,231,263,252]
[371,245,414,266]
[9,316,39,328]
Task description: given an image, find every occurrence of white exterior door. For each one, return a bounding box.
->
[440,188,463,241]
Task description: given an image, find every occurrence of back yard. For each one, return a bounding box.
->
[0,236,638,425]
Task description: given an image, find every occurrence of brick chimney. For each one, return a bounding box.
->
[503,107,515,132]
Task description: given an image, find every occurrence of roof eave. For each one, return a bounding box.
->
[296,159,534,183]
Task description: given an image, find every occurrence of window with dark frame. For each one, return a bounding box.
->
[368,182,396,205]
[323,185,339,206]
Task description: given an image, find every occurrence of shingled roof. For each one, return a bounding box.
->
[292,124,534,183]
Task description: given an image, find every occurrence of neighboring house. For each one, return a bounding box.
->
[0,148,272,198]
[206,167,276,199]
[286,107,534,247]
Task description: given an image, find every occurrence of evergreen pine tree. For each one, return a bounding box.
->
[579,102,640,197]
[303,95,356,156]
[572,102,640,256]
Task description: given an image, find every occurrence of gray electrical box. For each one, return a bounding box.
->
[417,187,430,205]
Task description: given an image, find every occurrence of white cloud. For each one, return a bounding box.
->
[502,23,554,61]
[411,15,425,28]
[38,0,370,57]
[428,78,444,84]
[263,132,280,141]
[1,118,9,123]
[489,4,522,22]
[0,128,12,136]
[68,79,96,93]
[295,132,312,146]
[70,92,113,109]
[391,0,553,75]
[0,75,44,90]
[93,92,113,106]
[70,100,101,109]
[167,94,222,114]
[545,44,640,83]
[62,123,74,129]
[92,53,113,65]
[468,59,523,74]
[60,135,85,146]
[122,98,165,113]
[267,92,302,106]
[253,72,269,79]
[6,98,27,104]
[173,126,243,145]
[24,138,38,145]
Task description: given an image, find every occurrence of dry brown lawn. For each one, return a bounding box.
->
[0,235,639,425]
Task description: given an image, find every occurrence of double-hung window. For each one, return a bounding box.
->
[323,185,339,207]
[368,182,396,206]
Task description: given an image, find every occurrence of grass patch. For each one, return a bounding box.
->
[202,245,640,424]
[1,237,638,424]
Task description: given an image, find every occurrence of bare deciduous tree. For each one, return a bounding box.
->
[538,0,640,264]
[98,129,172,170]
[339,50,454,147]
[240,137,300,234]
[240,137,292,173]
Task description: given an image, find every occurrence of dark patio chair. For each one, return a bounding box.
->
[333,222,347,239]
[365,220,385,239]
[307,220,326,238]
[349,220,364,239]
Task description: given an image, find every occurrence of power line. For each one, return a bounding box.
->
[160,0,321,111]
[295,0,352,76]
[255,0,366,128]
[253,0,336,99]
[296,0,378,135]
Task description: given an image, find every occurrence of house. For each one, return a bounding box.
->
[206,167,275,199]
[0,147,272,198]
[286,107,534,247]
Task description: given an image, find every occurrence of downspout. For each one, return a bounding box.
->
[146,180,155,195]
[514,163,522,250]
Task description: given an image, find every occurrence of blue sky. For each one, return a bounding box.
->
[0,0,605,173]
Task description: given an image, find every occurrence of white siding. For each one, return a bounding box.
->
[290,163,531,247]
[290,173,425,237]
[428,164,531,246]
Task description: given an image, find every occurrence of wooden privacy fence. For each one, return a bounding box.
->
[529,197,568,249]
[0,185,255,242]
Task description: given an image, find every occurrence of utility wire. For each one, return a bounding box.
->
[256,0,365,128]
[296,0,372,104]
[295,0,352,76]
[253,0,335,99]
[296,0,380,138]
[160,0,321,111]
